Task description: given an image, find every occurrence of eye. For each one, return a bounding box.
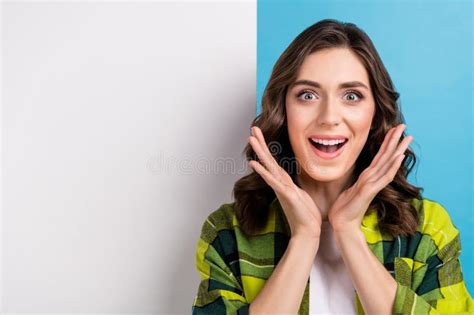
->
[296,90,318,101]
[344,90,364,102]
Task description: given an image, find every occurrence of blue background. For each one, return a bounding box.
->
[257,0,473,294]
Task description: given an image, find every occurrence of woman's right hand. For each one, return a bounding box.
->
[248,126,322,240]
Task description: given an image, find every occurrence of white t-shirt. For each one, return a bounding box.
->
[309,220,357,314]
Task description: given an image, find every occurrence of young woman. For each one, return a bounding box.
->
[192,19,474,315]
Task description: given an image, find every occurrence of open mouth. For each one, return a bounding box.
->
[309,138,348,154]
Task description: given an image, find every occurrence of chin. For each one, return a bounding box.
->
[302,161,346,182]
[308,171,344,182]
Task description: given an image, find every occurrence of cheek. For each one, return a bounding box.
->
[286,107,311,144]
[286,104,305,124]
[286,102,315,131]
[346,106,374,132]
[285,112,308,159]
[345,108,374,157]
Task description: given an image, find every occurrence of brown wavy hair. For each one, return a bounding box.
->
[232,19,424,238]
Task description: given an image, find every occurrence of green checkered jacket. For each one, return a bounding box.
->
[192,197,474,314]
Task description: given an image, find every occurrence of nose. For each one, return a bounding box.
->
[316,98,341,127]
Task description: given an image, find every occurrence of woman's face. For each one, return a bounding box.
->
[285,47,376,182]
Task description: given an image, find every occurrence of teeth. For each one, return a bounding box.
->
[311,138,346,146]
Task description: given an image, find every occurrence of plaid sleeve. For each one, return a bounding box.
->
[393,202,474,314]
[192,216,250,315]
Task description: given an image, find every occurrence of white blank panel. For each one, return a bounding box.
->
[1,2,256,312]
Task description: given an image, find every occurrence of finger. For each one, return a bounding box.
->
[373,124,406,170]
[252,126,277,158]
[248,135,281,175]
[249,160,283,191]
[373,135,413,180]
[251,127,282,171]
[362,126,396,182]
[366,154,405,196]
[370,126,397,167]
[393,135,413,156]
[378,153,405,185]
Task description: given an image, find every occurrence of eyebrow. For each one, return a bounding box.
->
[289,80,369,91]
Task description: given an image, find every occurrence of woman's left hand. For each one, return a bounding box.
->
[328,123,414,232]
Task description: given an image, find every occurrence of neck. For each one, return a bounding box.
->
[295,163,357,221]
